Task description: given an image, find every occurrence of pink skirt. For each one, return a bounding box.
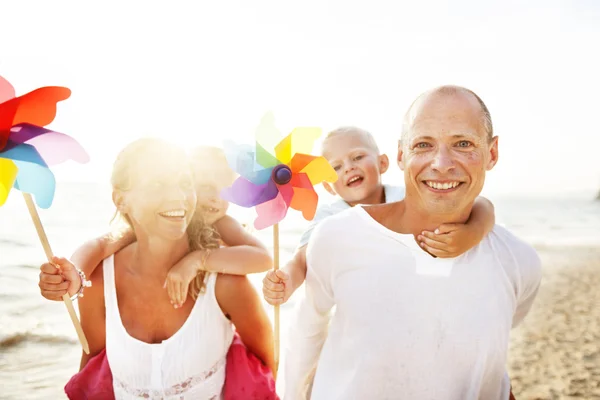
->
[65,332,278,400]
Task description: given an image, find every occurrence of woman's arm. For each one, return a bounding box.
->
[215,274,275,376]
[47,257,106,370]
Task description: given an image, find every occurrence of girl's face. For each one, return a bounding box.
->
[120,155,197,241]
[193,164,235,225]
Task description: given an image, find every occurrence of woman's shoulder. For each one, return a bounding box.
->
[214,274,258,310]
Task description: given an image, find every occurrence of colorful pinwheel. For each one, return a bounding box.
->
[221,112,338,229]
[220,112,338,373]
[0,75,90,353]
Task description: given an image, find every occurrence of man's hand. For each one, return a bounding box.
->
[38,256,81,300]
[262,269,294,305]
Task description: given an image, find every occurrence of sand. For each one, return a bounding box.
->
[507,246,600,400]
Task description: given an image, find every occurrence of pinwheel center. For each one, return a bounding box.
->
[272,164,292,185]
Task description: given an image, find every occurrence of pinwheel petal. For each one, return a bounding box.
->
[220,177,279,208]
[0,158,18,206]
[274,127,321,165]
[254,192,288,230]
[5,124,89,165]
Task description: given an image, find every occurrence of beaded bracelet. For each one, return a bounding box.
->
[70,268,92,301]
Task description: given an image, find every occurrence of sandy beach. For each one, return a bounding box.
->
[507,246,600,400]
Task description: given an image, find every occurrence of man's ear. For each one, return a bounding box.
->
[322,181,337,196]
[486,136,499,171]
[397,140,405,171]
[378,154,390,174]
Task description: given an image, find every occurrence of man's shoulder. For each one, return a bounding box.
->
[487,225,541,270]
[310,207,362,239]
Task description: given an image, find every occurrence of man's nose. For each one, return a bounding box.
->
[431,146,455,173]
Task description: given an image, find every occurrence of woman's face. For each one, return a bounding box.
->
[122,155,197,241]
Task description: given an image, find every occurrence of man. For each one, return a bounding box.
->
[284,85,541,400]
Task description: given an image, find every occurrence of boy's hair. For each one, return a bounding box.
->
[321,126,381,155]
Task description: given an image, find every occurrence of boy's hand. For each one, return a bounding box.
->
[39,256,81,300]
[417,223,481,258]
[164,255,203,308]
[262,269,294,306]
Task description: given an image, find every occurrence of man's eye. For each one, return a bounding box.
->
[353,155,363,161]
[415,142,430,148]
[456,140,473,148]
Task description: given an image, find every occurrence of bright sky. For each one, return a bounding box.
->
[1,0,598,196]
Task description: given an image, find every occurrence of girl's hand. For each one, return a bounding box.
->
[164,251,207,308]
[38,256,81,300]
[417,223,481,258]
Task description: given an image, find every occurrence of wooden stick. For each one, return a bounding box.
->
[22,193,90,354]
[273,222,280,375]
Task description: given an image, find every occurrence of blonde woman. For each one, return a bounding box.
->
[42,138,274,399]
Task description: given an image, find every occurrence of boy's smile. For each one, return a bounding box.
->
[321,129,389,206]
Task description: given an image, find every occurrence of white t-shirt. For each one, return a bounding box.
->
[284,206,542,400]
[297,184,405,248]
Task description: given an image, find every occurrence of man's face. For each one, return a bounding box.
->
[322,132,388,205]
[398,91,498,216]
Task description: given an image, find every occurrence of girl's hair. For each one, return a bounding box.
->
[108,138,221,297]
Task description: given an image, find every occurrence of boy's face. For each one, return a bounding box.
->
[322,132,389,206]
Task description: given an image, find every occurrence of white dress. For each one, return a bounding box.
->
[102,255,234,399]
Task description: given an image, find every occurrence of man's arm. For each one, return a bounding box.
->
[512,242,542,328]
[284,222,336,400]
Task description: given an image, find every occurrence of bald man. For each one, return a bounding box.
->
[284,86,541,400]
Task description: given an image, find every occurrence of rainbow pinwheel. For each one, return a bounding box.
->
[220,112,337,374]
[0,75,90,353]
[0,76,89,207]
[221,112,338,229]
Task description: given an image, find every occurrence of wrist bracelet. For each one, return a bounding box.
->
[70,268,92,301]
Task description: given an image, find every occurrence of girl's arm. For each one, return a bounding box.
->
[215,274,276,377]
[214,215,267,250]
[38,230,135,301]
[417,196,495,258]
[165,242,273,307]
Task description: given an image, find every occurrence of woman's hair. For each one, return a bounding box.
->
[108,138,221,298]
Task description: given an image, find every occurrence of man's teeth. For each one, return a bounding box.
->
[347,176,362,184]
[426,181,460,190]
[159,210,185,217]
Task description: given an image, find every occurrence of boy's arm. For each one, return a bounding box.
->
[262,245,307,305]
[262,204,335,305]
[417,196,495,258]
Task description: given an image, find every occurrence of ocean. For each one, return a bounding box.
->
[1,182,599,399]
